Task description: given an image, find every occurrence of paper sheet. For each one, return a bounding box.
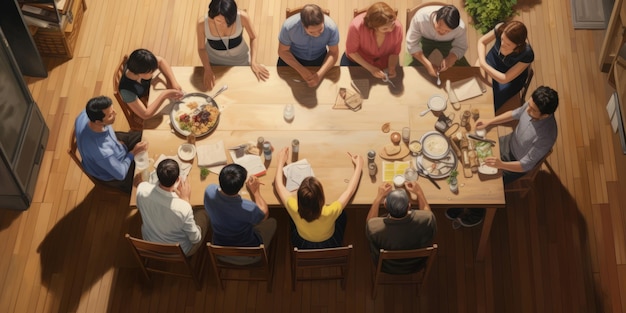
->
[282,159,315,191]
[446,76,485,103]
[197,140,227,167]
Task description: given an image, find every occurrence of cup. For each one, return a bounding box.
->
[134,151,154,171]
[404,168,418,182]
[401,127,410,144]
[283,103,295,121]
[393,174,406,188]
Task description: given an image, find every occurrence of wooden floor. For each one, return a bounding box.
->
[1,0,625,312]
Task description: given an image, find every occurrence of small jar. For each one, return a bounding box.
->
[367,150,376,163]
[263,142,272,160]
[291,139,299,153]
[368,162,377,176]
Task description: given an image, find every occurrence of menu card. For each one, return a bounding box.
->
[381,161,410,182]
[197,140,228,167]
[228,148,267,177]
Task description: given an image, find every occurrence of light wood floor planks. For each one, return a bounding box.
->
[1,0,625,312]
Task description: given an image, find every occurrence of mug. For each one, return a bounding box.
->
[135,151,154,171]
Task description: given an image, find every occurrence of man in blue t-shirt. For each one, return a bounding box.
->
[204,164,276,263]
[74,96,147,193]
[277,4,339,87]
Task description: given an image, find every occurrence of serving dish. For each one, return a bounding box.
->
[170,92,220,137]
[420,131,450,160]
[415,150,458,179]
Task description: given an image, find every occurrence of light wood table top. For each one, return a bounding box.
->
[129,65,504,210]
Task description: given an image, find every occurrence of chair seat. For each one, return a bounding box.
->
[290,245,353,291]
[207,240,276,292]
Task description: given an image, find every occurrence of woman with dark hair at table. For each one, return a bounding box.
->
[196,0,269,90]
[340,2,403,79]
[477,20,534,111]
[274,147,363,249]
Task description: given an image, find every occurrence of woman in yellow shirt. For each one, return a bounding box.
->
[274,147,363,248]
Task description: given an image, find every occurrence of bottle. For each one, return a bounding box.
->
[367,150,376,163]
[257,136,264,155]
[368,162,377,177]
[263,142,272,161]
[283,103,295,122]
[291,139,299,162]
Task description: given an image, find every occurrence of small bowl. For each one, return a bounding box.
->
[409,140,422,155]
[428,94,447,112]
[420,131,450,160]
[476,128,486,138]
[178,143,196,161]
[393,174,406,188]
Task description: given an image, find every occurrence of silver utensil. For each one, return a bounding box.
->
[209,84,228,100]
[419,107,433,116]
[416,162,440,189]
[382,70,396,88]
[468,134,496,145]
[436,71,441,86]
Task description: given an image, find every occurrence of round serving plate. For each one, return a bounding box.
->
[415,150,458,179]
[169,92,220,138]
[420,131,450,160]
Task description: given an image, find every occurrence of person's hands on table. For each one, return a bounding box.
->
[304,71,321,87]
[251,62,270,81]
[131,141,149,155]
[377,182,393,199]
[484,156,503,169]
[246,175,262,194]
[203,69,216,90]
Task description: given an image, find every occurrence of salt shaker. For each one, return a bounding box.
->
[367,150,376,163]
[291,139,299,162]
[368,162,377,176]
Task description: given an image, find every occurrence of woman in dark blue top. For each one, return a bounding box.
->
[477,21,534,111]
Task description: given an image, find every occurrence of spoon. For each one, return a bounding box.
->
[436,71,441,86]
[210,84,228,100]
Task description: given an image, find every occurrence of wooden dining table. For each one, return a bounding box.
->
[129,65,505,261]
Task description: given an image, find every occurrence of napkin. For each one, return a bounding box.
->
[283,159,315,192]
[446,76,485,103]
[148,154,193,184]
[197,140,228,167]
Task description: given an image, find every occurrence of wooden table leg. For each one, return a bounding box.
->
[476,207,497,261]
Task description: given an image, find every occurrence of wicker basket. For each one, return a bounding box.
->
[32,0,85,58]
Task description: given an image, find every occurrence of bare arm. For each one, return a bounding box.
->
[247,176,269,220]
[196,18,216,90]
[477,28,530,84]
[475,110,515,130]
[337,153,364,208]
[278,43,315,82]
[315,45,338,80]
[240,11,269,81]
[411,51,437,77]
[366,183,392,221]
[348,51,385,78]
[405,181,431,211]
[386,54,399,77]
[156,56,181,91]
[273,147,292,204]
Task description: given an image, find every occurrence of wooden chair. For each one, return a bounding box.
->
[519,65,535,104]
[505,148,551,198]
[371,244,438,299]
[113,54,146,131]
[290,245,353,291]
[285,6,330,19]
[67,127,123,193]
[207,240,276,292]
[125,234,203,289]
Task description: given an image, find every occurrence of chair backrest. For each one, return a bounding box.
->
[371,244,438,299]
[285,6,330,19]
[505,148,551,197]
[291,245,353,290]
[125,234,202,289]
[113,54,145,131]
[406,2,448,32]
[353,7,398,18]
[68,127,123,193]
[207,242,275,291]
[519,65,534,104]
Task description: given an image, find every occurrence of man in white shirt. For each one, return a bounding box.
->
[137,159,209,256]
[406,4,469,77]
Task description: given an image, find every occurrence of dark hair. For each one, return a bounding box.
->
[364,2,396,29]
[85,96,113,122]
[385,190,409,218]
[208,0,238,26]
[296,176,325,222]
[300,4,324,28]
[219,164,247,195]
[157,159,180,187]
[531,86,559,115]
[434,5,460,29]
[495,21,528,54]
[126,49,158,74]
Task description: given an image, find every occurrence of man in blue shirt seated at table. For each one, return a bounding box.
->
[277,3,339,87]
[446,86,559,227]
[74,95,147,193]
[137,159,209,256]
[204,164,276,264]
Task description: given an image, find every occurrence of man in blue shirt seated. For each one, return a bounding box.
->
[74,96,147,193]
[277,4,339,87]
[204,164,276,264]
[137,159,209,256]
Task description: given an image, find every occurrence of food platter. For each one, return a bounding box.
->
[415,150,458,179]
[170,92,220,137]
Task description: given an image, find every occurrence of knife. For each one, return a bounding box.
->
[417,162,441,189]
[468,134,496,145]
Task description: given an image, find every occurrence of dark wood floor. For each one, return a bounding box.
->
[1,0,625,312]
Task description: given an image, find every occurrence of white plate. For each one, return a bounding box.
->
[415,151,458,179]
[178,144,196,161]
[420,131,450,160]
[478,164,498,175]
[428,94,447,111]
[170,93,220,138]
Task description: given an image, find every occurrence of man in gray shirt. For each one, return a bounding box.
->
[447,86,558,227]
